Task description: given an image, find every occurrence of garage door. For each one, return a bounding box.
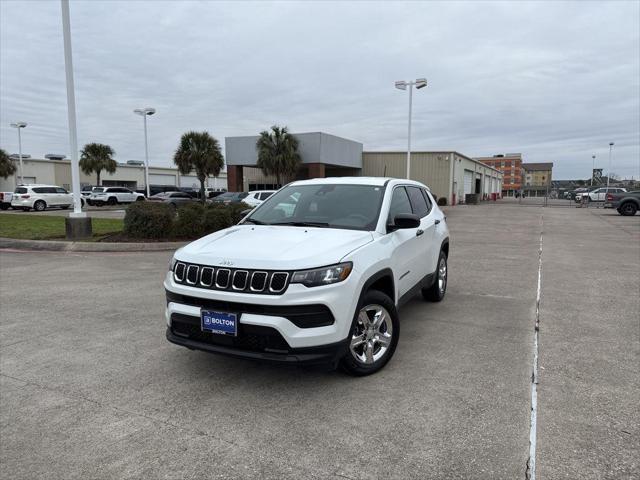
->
[463,170,473,196]
[149,174,176,186]
[179,175,199,188]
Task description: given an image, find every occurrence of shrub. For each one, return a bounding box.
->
[203,206,233,233]
[437,197,447,206]
[124,202,174,239]
[174,202,205,239]
[228,202,252,224]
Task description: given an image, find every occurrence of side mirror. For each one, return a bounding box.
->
[388,213,420,232]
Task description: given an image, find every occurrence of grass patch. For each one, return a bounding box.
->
[0,213,123,241]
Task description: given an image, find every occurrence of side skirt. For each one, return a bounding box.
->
[398,271,436,308]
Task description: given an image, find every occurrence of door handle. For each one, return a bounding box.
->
[434,219,441,225]
[416,229,424,236]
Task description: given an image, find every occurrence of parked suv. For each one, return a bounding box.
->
[243,190,276,207]
[165,177,450,376]
[576,187,627,203]
[89,186,145,206]
[10,184,84,211]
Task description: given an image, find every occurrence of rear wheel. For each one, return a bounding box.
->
[619,202,638,216]
[340,290,399,376]
[107,197,117,205]
[34,200,46,212]
[422,250,447,302]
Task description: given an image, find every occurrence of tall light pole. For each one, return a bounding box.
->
[10,122,27,184]
[61,0,83,216]
[606,142,614,194]
[591,154,595,186]
[395,78,427,179]
[134,107,155,198]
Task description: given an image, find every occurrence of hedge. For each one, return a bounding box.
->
[124,201,251,240]
[124,202,174,239]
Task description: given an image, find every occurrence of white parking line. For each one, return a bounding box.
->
[527,214,544,480]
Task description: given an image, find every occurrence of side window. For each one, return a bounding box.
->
[33,187,48,194]
[406,186,429,218]
[387,187,412,222]
[421,188,433,213]
[56,188,68,194]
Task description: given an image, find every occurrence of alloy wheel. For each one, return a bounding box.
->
[438,256,447,294]
[350,304,393,365]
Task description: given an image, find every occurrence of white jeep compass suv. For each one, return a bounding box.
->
[165,177,449,375]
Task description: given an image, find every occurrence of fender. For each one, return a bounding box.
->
[358,268,395,305]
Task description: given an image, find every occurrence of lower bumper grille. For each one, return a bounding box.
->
[171,313,290,353]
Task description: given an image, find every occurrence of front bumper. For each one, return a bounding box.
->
[166,326,348,365]
[164,269,360,359]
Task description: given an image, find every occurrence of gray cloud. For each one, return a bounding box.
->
[1,0,638,179]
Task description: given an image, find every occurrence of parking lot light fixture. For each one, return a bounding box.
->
[134,107,156,198]
[9,122,27,184]
[395,78,427,179]
[591,154,596,186]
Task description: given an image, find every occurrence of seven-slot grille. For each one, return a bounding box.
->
[173,262,290,295]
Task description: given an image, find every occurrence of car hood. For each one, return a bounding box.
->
[176,225,374,270]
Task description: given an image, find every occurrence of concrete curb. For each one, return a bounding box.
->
[0,237,187,252]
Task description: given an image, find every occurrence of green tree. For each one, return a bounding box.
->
[173,131,224,203]
[0,148,17,179]
[256,125,301,187]
[79,143,117,186]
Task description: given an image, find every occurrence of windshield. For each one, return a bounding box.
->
[246,183,384,231]
[14,187,27,194]
[151,192,170,198]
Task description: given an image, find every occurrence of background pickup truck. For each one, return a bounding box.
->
[0,192,12,210]
[606,190,640,216]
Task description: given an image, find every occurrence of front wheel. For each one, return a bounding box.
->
[422,251,448,302]
[619,202,638,216]
[340,290,399,376]
[107,197,117,206]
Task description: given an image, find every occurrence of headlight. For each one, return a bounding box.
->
[290,262,352,288]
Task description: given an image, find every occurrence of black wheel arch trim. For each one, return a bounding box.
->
[359,268,396,305]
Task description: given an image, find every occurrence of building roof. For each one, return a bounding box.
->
[523,162,553,171]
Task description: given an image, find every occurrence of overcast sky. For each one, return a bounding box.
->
[1,0,638,179]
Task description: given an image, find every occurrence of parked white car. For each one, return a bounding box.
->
[0,191,13,210]
[243,190,276,207]
[576,187,627,203]
[11,184,84,211]
[89,186,145,206]
[165,177,450,376]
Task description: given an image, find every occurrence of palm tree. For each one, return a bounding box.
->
[79,143,117,186]
[173,131,224,202]
[0,148,16,179]
[256,126,301,187]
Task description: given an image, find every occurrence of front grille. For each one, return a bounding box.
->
[173,262,291,295]
[166,290,335,328]
[171,313,290,352]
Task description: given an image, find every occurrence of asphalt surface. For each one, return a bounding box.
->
[0,203,638,479]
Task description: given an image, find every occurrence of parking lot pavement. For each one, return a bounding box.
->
[0,203,637,479]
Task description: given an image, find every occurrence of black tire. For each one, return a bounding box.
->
[33,200,46,212]
[107,197,117,206]
[136,196,144,202]
[0,204,8,210]
[422,250,448,302]
[619,202,638,216]
[340,289,399,376]
[22,207,30,212]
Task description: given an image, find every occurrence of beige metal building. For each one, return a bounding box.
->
[0,157,227,192]
[362,151,503,204]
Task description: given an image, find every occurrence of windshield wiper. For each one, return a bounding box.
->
[243,218,266,225]
[271,221,330,227]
